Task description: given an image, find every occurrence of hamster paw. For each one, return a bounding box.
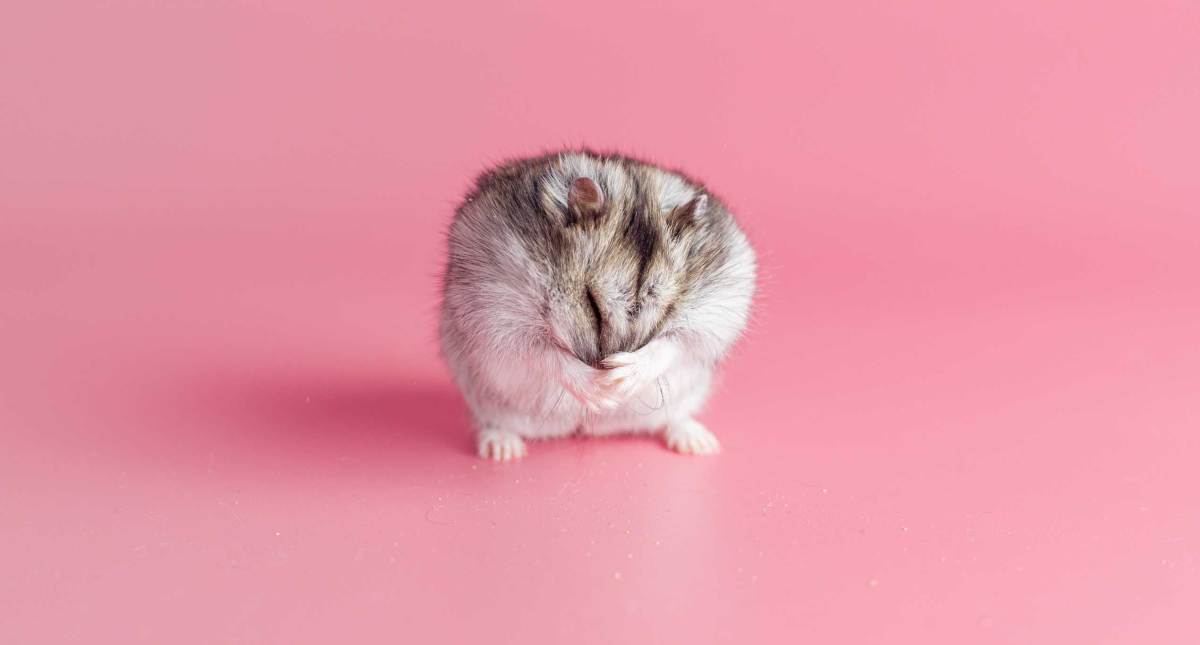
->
[477,430,527,461]
[599,340,677,403]
[664,419,721,456]
[595,355,644,403]
[559,360,620,412]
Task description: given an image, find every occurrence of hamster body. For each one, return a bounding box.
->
[440,150,756,460]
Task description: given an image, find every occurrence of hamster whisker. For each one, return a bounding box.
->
[631,376,667,415]
[659,374,673,417]
[533,387,568,435]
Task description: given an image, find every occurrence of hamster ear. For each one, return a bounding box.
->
[668,193,708,235]
[568,177,605,219]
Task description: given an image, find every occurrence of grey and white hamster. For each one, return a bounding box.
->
[440,150,756,460]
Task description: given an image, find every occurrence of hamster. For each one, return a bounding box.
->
[439,150,756,461]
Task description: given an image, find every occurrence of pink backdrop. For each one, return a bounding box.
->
[3,1,1199,643]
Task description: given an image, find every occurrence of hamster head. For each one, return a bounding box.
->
[538,158,720,367]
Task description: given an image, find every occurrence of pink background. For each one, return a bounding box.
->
[3,1,1199,643]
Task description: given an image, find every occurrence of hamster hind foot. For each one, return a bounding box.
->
[664,418,721,456]
[477,429,527,461]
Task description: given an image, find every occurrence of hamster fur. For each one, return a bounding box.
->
[440,150,756,461]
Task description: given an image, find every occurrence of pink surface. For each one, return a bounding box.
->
[3,1,1199,643]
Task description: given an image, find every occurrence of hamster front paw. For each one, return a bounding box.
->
[477,429,527,461]
[664,418,720,456]
[598,339,680,404]
[558,358,620,412]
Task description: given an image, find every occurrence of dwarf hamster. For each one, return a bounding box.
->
[439,150,756,461]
